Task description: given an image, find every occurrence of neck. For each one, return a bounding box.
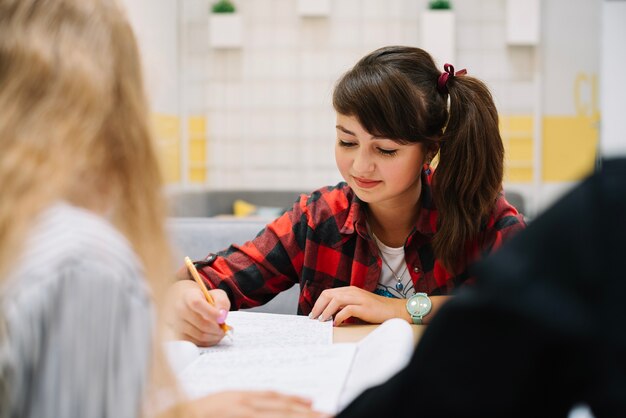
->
[367,195,421,248]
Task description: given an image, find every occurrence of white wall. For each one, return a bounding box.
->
[533,0,601,213]
[179,0,539,191]
[600,0,626,157]
[122,0,179,114]
[123,0,607,219]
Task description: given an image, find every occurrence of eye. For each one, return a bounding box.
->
[377,147,398,156]
[338,139,357,148]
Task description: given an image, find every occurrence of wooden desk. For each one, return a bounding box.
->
[333,323,425,344]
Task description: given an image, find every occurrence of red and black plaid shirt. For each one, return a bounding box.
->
[197,171,526,315]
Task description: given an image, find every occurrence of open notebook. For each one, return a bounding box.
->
[165,311,415,414]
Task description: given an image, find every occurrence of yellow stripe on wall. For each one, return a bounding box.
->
[152,114,181,184]
[152,112,597,186]
[501,115,534,182]
[542,115,598,182]
[152,114,208,185]
[500,113,598,183]
[188,116,207,183]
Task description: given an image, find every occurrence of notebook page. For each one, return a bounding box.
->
[199,311,333,353]
[163,340,200,374]
[179,344,357,414]
[337,318,415,410]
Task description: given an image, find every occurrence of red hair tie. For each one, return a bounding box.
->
[437,63,467,94]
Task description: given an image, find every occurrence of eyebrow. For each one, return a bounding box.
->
[336,125,391,141]
[335,125,356,136]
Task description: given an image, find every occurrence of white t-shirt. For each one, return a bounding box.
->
[371,233,415,299]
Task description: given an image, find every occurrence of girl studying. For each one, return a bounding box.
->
[170,46,526,347]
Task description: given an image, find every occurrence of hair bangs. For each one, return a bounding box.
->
[333,65,431,145]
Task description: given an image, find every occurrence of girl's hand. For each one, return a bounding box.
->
[188,391,331,418]
[165,279,231,347]
[309,286,408,326]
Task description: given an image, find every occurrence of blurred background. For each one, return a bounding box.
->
[121,0,625,220]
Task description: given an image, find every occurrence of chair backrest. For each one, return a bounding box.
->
[167,190,306,217]
[504,190,526,217]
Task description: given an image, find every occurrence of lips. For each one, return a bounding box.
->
[353,176,382,189]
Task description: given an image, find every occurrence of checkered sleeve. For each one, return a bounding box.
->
[476,194,527,261]
[196,195,311,310]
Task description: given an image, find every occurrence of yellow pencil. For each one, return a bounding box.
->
[184,256,232,333]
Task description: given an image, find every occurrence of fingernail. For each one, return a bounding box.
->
[217,309,228,324]
[318,315,324,322]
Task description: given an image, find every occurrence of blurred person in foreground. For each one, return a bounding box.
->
[338,158,626,417]
[0,1,326,417]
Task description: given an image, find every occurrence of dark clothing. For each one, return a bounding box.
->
[197,169,524,315]
[338,158,626,418]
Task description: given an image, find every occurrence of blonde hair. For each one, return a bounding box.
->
[0,0,187,415]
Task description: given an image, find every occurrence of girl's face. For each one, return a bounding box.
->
[334,113,428,208]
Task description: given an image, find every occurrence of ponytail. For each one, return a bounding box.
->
[432,70,504,273]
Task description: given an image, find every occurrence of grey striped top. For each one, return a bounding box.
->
[0,203,153,418]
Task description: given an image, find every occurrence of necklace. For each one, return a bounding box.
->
[376,246,409,291]
[365,214,412,292]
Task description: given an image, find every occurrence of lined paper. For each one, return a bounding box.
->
[199,311,333,354]
[169,312,415,414]
[179,344,356,413]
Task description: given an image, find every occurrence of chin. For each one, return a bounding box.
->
[350,186,377,203]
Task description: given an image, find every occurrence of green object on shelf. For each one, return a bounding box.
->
[211,0,236,13]
[428,0,451,10]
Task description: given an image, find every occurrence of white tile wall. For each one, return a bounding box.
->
[481,0,506,22]
[480,22,506,50]
[330,21,361,48]
[508,80,536,112]
[361,0,385,20]
[453,0,485,21]
[181,0,537,190]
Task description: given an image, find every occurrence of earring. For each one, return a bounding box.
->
[424,161,431,175]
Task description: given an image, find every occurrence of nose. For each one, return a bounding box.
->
[352,148,375,174]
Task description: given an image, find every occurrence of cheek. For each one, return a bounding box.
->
[389,158,422,184]
[334,148,350,174]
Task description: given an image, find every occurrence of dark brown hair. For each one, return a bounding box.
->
[333,46,504,273]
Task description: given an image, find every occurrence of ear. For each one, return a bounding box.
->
[425,143,440,163]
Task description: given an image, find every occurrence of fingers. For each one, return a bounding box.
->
[176,318,224,346]
[193,391,330,418]
[243,391,310,410]
[310,286,402,325]
[309,290,331,321]
[310,287,351,321]
[333,305,358,326]
[167,280,226,346]
[187,291,218,320]
[310,287,362,322]
[242,392,331,418]
[209,288,231,312]
[183,294,226,346]
[319,297,343,323]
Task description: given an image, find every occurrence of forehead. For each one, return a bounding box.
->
[335,113,370,136]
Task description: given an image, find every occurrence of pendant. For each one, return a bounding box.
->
[395,282,404,291]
